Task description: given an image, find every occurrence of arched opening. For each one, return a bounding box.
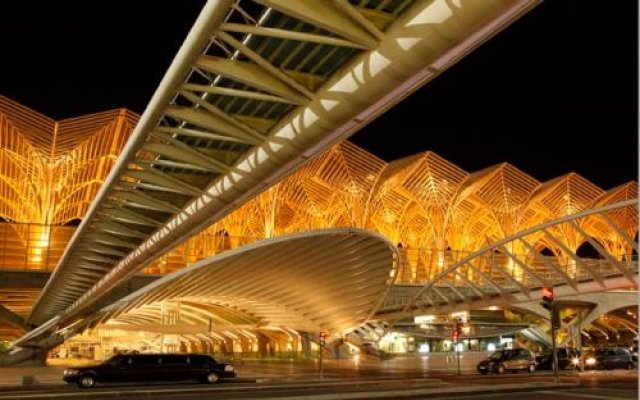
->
[63,218,82,227]
[540,247,556,257]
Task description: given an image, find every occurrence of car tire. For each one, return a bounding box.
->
[497,364,505,374]
[206,372,219,384]
[78,374,96,388]
[480,370,488,375]
[528,364,535,373]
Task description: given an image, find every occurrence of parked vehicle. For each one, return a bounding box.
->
[477,348,536,374]
[63,353,235,388]
[536,347,580,370]
[584,347,636,370]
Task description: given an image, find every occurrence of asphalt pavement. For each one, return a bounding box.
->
[0,356,635,399]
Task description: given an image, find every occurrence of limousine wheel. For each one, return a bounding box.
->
[78,374,96,388]
[206,372,220,384]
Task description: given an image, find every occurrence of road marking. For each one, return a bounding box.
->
[537,390,632,400]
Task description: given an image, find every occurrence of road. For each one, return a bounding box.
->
[0,370,635,399]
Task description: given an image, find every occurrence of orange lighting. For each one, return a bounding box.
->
[0,96,136,226]
[143,141,637,282]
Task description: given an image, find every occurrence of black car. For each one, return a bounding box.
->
[585,347,636,370]
[63,353,235,388]
[536,347,579,370]
[477,348,536,374]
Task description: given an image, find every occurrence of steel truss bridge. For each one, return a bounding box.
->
[21,0,542,344]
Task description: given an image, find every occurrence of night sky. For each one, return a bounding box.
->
[0,1,636,189]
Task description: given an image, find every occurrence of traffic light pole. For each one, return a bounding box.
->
[453,320,461,376]
[318,332,325,379]
[319,344,324,379]
[456,339,461,376]
[541,287,559,383]
[551,305,559,383]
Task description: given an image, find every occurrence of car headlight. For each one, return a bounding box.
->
[571,357,580,365]
[64,369,79,376]
[224,365,234,372]
[586,357,596,366]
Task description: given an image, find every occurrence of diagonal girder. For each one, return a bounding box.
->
[255,0,379,49]
[25,0,543,339]
[194,56,310,104]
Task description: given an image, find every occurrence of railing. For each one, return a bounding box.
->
[384,200,639,316]
[395,248,638,287]
[0,223,76,271]
[0,220,634,288]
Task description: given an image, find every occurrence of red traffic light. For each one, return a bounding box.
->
[541,287,554,311]
[452,330,459,342]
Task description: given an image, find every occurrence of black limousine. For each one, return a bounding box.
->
[63,354,235,388]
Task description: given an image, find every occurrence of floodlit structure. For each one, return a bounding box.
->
[0,97,136,339]
[87,229,397,359]
[0,96,136,226]
[2,0,636,361]
[28,0,545,330]
[145,141,638,286]
[0,96,636,355]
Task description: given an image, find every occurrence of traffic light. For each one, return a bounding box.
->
[541,287,554,311]
[319,331,327,346]
[452,321,462,342]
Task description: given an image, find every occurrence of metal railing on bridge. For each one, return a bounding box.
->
[395,247,637,288]
[380,199,639,317]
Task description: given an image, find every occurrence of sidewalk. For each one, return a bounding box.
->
[0,366,66,387]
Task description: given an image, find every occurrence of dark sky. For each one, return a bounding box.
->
[0,1,637,189]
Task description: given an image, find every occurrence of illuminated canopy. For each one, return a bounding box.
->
[96,228,398,334]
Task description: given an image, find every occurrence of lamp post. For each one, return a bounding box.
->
[542,287,559,383]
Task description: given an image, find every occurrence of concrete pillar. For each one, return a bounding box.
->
[332,338,347,359]
[219,338,233,356]
[293,333,302,359]
[299,332,314,359]
[257,333,269,358]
